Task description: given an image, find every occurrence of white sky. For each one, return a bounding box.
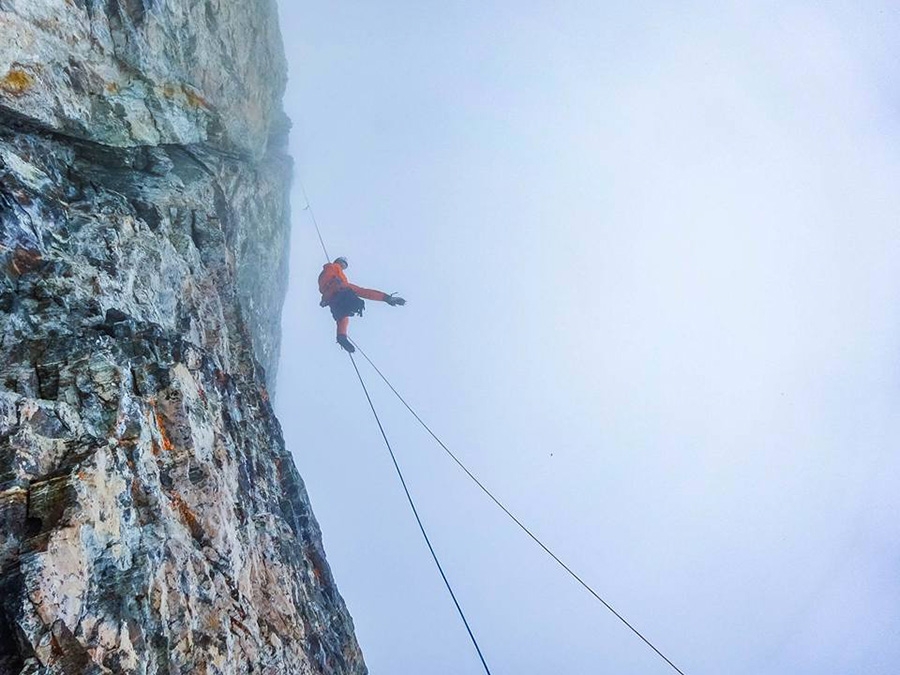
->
[274,2,900,673]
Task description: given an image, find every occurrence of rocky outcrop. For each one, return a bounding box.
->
[0,2,366,674]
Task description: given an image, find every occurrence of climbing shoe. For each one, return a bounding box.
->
[337,335,355,353]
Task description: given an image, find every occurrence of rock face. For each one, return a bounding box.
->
[0,2,366,674]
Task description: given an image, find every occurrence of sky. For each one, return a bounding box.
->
[273,2,900,674]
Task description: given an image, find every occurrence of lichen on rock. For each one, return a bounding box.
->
[0,2,366,673]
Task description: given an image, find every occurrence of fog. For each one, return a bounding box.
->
[275,2,900,673]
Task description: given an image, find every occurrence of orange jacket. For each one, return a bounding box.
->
[318,263,389,305]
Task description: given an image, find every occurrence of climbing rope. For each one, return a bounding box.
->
[298,177,331,262]
[300,182,688,675]
[350,340,688,675]
[300,178,492,672]
[346,352,494,675]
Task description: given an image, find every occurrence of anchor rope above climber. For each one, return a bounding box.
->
[317,256,406,353]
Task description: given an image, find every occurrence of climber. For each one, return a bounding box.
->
[318,256,405,353]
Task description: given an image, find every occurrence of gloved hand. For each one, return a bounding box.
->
[385,293,406,306]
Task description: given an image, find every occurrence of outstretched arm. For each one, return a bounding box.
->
[347,284,390,301]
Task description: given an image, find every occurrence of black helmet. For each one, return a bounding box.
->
[334,256,348,269]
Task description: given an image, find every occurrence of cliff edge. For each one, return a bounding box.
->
[0,1,366,673]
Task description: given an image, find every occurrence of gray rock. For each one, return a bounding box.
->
[0,2,366,674]
[0,0,286,158]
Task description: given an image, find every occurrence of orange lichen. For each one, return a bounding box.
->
[182,85,210,110]
[1,68,34,96]
[308,549,328,585]
[230,617,253,637]
[155,412,175,453]
[159,83,211,109]
[105,81,120,94]
[171,494,204,542]
[9,247,42,277]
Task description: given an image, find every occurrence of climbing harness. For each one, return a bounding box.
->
[328,289,366,320]
[300,177,688,675]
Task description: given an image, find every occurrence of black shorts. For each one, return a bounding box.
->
[329,288,366,320]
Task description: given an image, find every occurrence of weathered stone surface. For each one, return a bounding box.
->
[0,2,366,674]
[0,0,286,158]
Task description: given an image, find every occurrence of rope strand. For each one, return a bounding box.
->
[298,177,331,262]
[346,352,494,675]
[351,340,687,675]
